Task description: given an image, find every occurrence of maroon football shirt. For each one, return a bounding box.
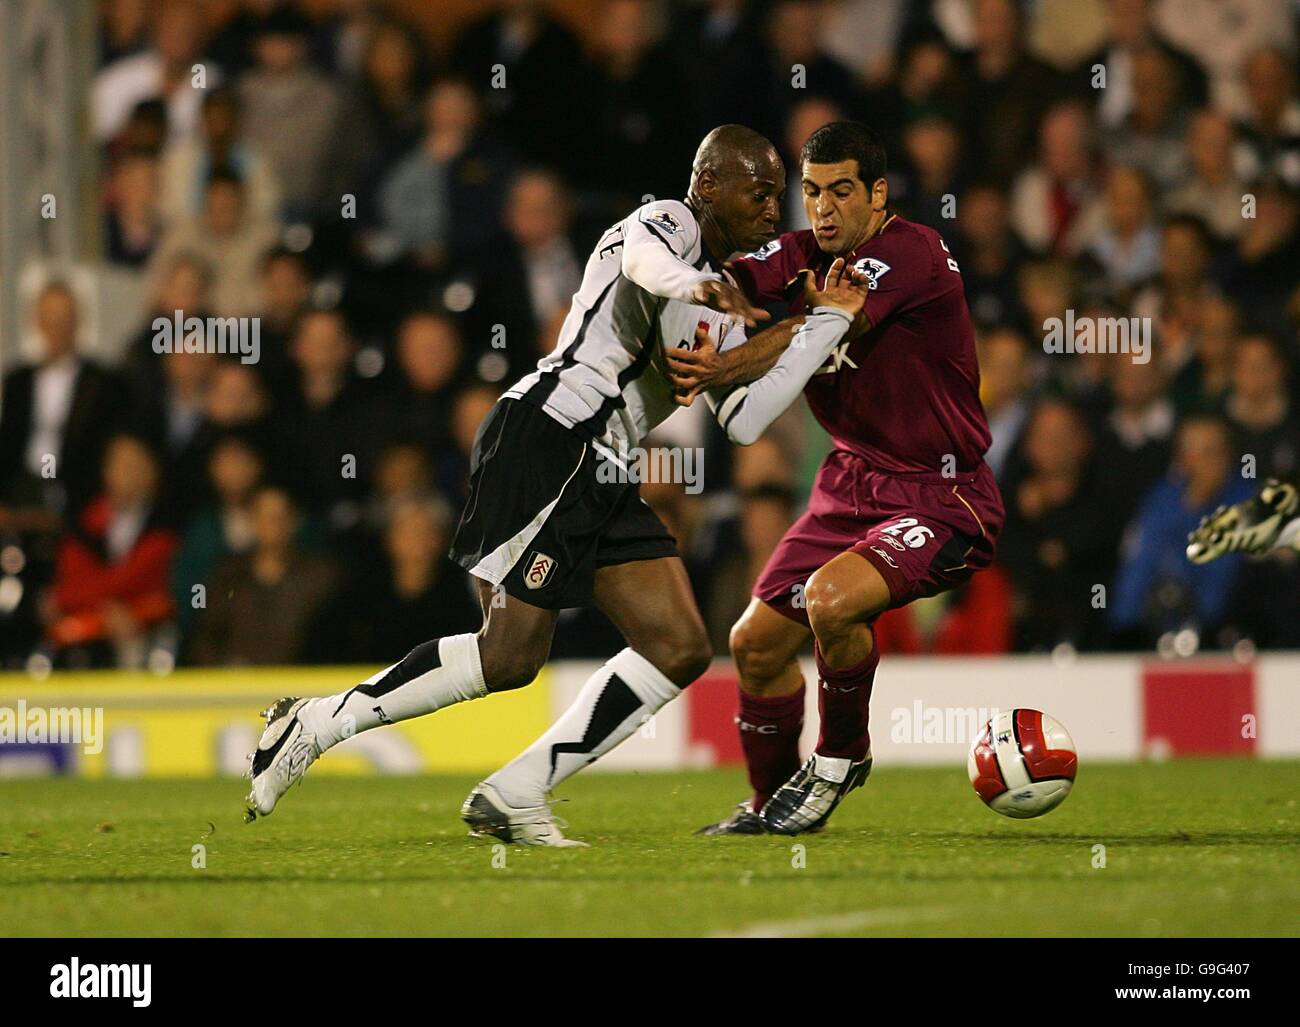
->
[729,216,991,477]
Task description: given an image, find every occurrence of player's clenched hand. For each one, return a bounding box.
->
[691,279,769,328]
[804,257,870,318]
[666,325,717,406]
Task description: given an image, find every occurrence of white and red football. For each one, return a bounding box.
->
[968,709,1077,818]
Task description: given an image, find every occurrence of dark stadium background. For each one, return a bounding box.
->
[2,0,1298,674]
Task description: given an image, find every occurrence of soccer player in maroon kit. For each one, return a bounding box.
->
[669,122,1005,835]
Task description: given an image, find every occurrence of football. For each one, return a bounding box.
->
[968,709,1078,818]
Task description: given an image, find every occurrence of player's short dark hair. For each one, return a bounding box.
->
[800,121,887,184]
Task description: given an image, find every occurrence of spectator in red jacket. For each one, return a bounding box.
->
[47,432,178,666]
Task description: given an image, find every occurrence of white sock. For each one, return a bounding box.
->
[300,633,486,750]
[486,647,680,808]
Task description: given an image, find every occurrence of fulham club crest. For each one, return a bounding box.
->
[524,551,558,589]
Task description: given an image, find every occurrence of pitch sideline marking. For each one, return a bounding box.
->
[710,906,947,938]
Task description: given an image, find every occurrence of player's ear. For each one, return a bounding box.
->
[695,168,716,202]
[871,177,888,211]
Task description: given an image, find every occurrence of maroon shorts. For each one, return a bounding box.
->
[754,450,1004,626]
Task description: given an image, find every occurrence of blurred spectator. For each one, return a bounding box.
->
[1218,181,1300,336]
[357,15,430,163]
[977,326,1034,483]
[383,311,464,462]
[132,350,217,524]
[869,32,966,158]
[46,433,177,667]
[104,150,164,267]
[452,0,590,182]
[468,170,581,378]
[957,0,1065,187]
[93,0,219,143]
[1170,294,1239,414]
[99,0,151,67]
[190,485,336,665]
[275,309,385,518]
[587,0,692,203]
[1133,214,1217,374]
[819,0,910,86]
[1169,109,1249,241]
[1088,0,1207,130]
[159,86,282,226]
[255,246,314,397]
[172,431,266,649]
[1154,1,1294,119]
[111,98,170,159]
[1087,165,1161,293]
[998,400,1120,650]
[318,497,479,662]
[1099,356,1176,526]
[898,114,965,230]
[375,77,514,270]
[205,360,272,432]
[670,0,769,144]
[0,283,125,517]
[1223,333,1300,481]
[1102,45,1193,191]
[122,251,214,399]
[237,7,345,221]
[1233,47,1300,190]
[954,182,1027,327]
[1110,414,1252,646]
[148,169,281,317]
[752,0,859,147]
[1010,101,1106,256]
[357,441,437,539]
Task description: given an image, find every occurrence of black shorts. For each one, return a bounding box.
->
[449,398,678,609]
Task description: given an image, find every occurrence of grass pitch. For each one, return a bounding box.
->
[1,760,1296,937]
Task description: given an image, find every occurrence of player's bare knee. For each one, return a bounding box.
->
[804,573,864,644]
[641,626,711,687]
[730,621,790,688]
[478,633,549,692]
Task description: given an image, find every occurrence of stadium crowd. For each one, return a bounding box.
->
[1,0,1299,671]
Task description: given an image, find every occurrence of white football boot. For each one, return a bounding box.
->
[1187,480,1299,563]
[244,697,321,822]
[760,751,873,835]
[461,782,588,847]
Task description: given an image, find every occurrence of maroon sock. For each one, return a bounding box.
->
[814,638,878,761]
[737,687,805,812]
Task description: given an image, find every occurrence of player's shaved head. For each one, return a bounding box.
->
[691,124,781,184]
[687,125,784,258]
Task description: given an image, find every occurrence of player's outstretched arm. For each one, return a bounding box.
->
[619,204,767,326]
[668,262,872,401]
[704,258,867,445]
[667,316,801,399]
